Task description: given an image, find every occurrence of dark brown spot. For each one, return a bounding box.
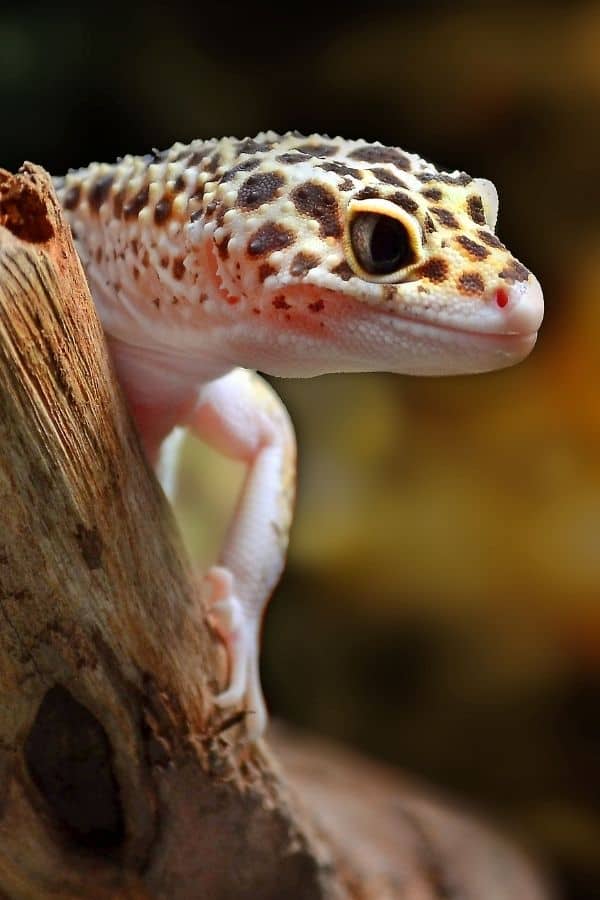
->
[477,230,505,250]
[159,256,168,269]
[133,267,139,281]
[331,260,354,281]
[153,297,160,308]
[88,175,114,212]
[499,261,530,283]
[430,207,459,228]
[205,152,221,173]
[355,186,381,201]
[423,214,437,233]
[390,192,419,214]
[422,187,443,201]
[236,139,272,155]
[247,222,294,256]
[191,182,205,202]
[419,171,472,186]
[172,256,185,279]
[258,262,277,281]
[273,295,291,309]
[276,152,309,164]
[308,299,324,312]
[124,185,149,219]
[63,184,81,210]
[318,161,362,179]
[291,181,341,238]
[458,272,486,294]
[467,195,486,225]
[154,194,173,225]
[216,233,230,259]
[295,142,339,157]
[338,177,355,192]
[190,209,202,223]
[290,251,319,277]
[456,235,489,260]
[113,190,124,218]
[447,172,472,186]
[348,145,411,170]
[415,258,449,283]
[94,247,102,263]
[220,158,261,183]
[172,174,185,192]
[370,167,408,188]
[237,172,285,210]
[142,250,149,266]
[187,148,212,166]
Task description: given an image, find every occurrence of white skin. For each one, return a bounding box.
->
[108,341,296,739]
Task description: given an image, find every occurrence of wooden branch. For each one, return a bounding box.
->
[0,164,553,899]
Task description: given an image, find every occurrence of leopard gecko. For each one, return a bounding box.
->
[53,131,544,739]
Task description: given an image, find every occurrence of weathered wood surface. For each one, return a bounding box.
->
[0,164,553,899]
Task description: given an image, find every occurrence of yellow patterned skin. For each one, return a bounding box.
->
[55,132,542,379]
[53,133,544,740]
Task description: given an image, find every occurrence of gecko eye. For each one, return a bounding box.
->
[345,198,423,282]
[350,213,416,275]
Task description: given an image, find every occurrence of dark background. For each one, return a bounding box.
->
[3,2,600,897]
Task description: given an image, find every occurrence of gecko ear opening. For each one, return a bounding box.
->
[473,178,498,231]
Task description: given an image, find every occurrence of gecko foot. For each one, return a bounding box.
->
[203,566,267,740]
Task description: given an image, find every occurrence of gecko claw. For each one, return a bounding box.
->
[204,566,267,740]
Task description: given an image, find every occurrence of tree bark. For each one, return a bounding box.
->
[0,164,553,899]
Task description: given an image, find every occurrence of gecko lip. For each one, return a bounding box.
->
[387,313,539,348]
[387,273,544,341]
[378,313,539,375]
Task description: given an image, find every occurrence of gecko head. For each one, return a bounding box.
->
[195,133,544,376]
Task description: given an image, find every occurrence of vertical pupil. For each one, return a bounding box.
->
[350,212,415,275]
[371,217,408,267]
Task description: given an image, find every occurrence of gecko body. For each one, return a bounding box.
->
[54,132,544,738]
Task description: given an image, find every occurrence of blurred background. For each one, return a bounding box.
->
[2,1,599,895]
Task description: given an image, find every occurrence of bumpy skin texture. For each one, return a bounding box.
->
[54,132,544,739]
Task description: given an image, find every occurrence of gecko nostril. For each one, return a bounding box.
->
[495,287,509,309]
[494,274,544,336]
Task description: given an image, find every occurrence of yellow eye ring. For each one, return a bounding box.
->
[344,198,424,283]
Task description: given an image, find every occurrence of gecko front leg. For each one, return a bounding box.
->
[184,367,296,740]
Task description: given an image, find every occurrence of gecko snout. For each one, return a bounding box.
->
[494,273,544,337]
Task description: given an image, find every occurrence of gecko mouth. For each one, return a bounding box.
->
[386,311,539,347]
[385,272,544,343]
[386,310,539,340]
[355,298,542,376]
